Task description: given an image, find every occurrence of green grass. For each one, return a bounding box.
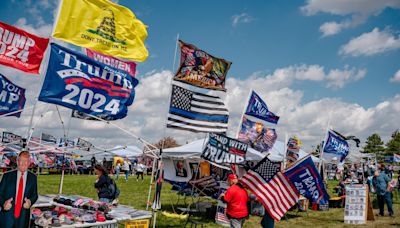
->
[36,174,400,227]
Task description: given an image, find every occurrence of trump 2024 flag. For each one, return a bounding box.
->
[0,21,49,74]
[245,90,279,124]
[39,43,138,120]
[323,130,350,162]
[0,73,26,117]
[52,0,148,62]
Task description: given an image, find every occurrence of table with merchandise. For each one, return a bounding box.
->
[31,195,152,228]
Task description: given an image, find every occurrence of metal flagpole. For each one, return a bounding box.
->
[151,34,180,227]
[318,110,333,175]
[282,132,288,170]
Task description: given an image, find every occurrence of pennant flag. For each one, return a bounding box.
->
[202,133,248,164]
[394,154,400,163]
[237,116,277,153]
[286,137,301,163]
[323,130,350,162]
[174,40,231,91]
[240,156,298,221]
[284,156,330,205]
[245,91,279,124]
[0,73,26,117]
[167,84,229,133]
[53,0,148,62]
[38,43,138,120]
[0,21,49,74]
[41,133,57,144]
[85,48,137,78]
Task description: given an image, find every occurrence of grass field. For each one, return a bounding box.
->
[36,174,400,227]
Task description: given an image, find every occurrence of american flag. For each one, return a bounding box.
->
[167,84,229,133]
[240,156,298,221]
[215,202,230,225]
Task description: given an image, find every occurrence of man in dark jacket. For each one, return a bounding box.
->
[220,174,248,228]
[0,151,38,228]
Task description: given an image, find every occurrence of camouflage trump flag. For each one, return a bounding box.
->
[53,0,148,62]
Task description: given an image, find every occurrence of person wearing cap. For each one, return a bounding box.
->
[0,150,38,228]
[220,174,248,228]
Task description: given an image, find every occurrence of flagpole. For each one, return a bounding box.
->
[318,110,333,174]
[235,89,253,139]
[282,132,288,169]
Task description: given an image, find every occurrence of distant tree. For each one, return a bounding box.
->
[311,143,322,157]
[385,130,400,155]
[362,133,385,156]
[154,136,180,149]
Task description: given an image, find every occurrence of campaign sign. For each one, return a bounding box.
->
[284,156,330,204]
[0,73,26,117]
[39,43,139,120]
[245,91,279,124]
[202,133,247,164]
[0,21,49,74]
[323,130,350,162]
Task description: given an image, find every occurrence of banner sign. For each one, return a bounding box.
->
[76,138,92,151]
[174,40,231,91]
[0,21,49,74]
[202,133,247,164]
[38,43,138,120]
[41,133,57,144]
[238,116,277,153]
[85,48,136,78]
[323,130,350,162]
[284,156,330,204]
[0,73,26,117]
[53,0,148,62]
[245,91,279,124]
[1,131,22,144]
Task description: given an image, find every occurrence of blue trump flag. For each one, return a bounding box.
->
[323,130,350,162]
[0,73,26,117]
[39,43,138,120]
[245,91,279,124]
[284,156,329,204]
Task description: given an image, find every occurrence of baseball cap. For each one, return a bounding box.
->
[228,174,237,180]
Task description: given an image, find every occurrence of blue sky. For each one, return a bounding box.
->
[0,0,399,151]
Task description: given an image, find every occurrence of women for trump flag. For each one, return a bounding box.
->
[53,0,148,62]
[0,21,49,74]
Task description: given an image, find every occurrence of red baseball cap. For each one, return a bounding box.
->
[228,174,238,180]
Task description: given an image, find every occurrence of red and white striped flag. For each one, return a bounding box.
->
[240,156,298,221]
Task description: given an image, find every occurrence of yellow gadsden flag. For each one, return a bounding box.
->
[53,0,148,62]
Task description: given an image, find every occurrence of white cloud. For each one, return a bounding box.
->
[319,15,366,37]
[326,67,366,89]
[339,28,400,56]
[14,18,52,37]
[231,13,254,27]
[301,0,400,36]
[390,69,400,82]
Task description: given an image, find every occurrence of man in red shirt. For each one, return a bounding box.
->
[220,174,248,228]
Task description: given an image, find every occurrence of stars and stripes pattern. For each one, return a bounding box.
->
[240,156,298,221]
[215,203,230,225]
[167,84,229,133]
